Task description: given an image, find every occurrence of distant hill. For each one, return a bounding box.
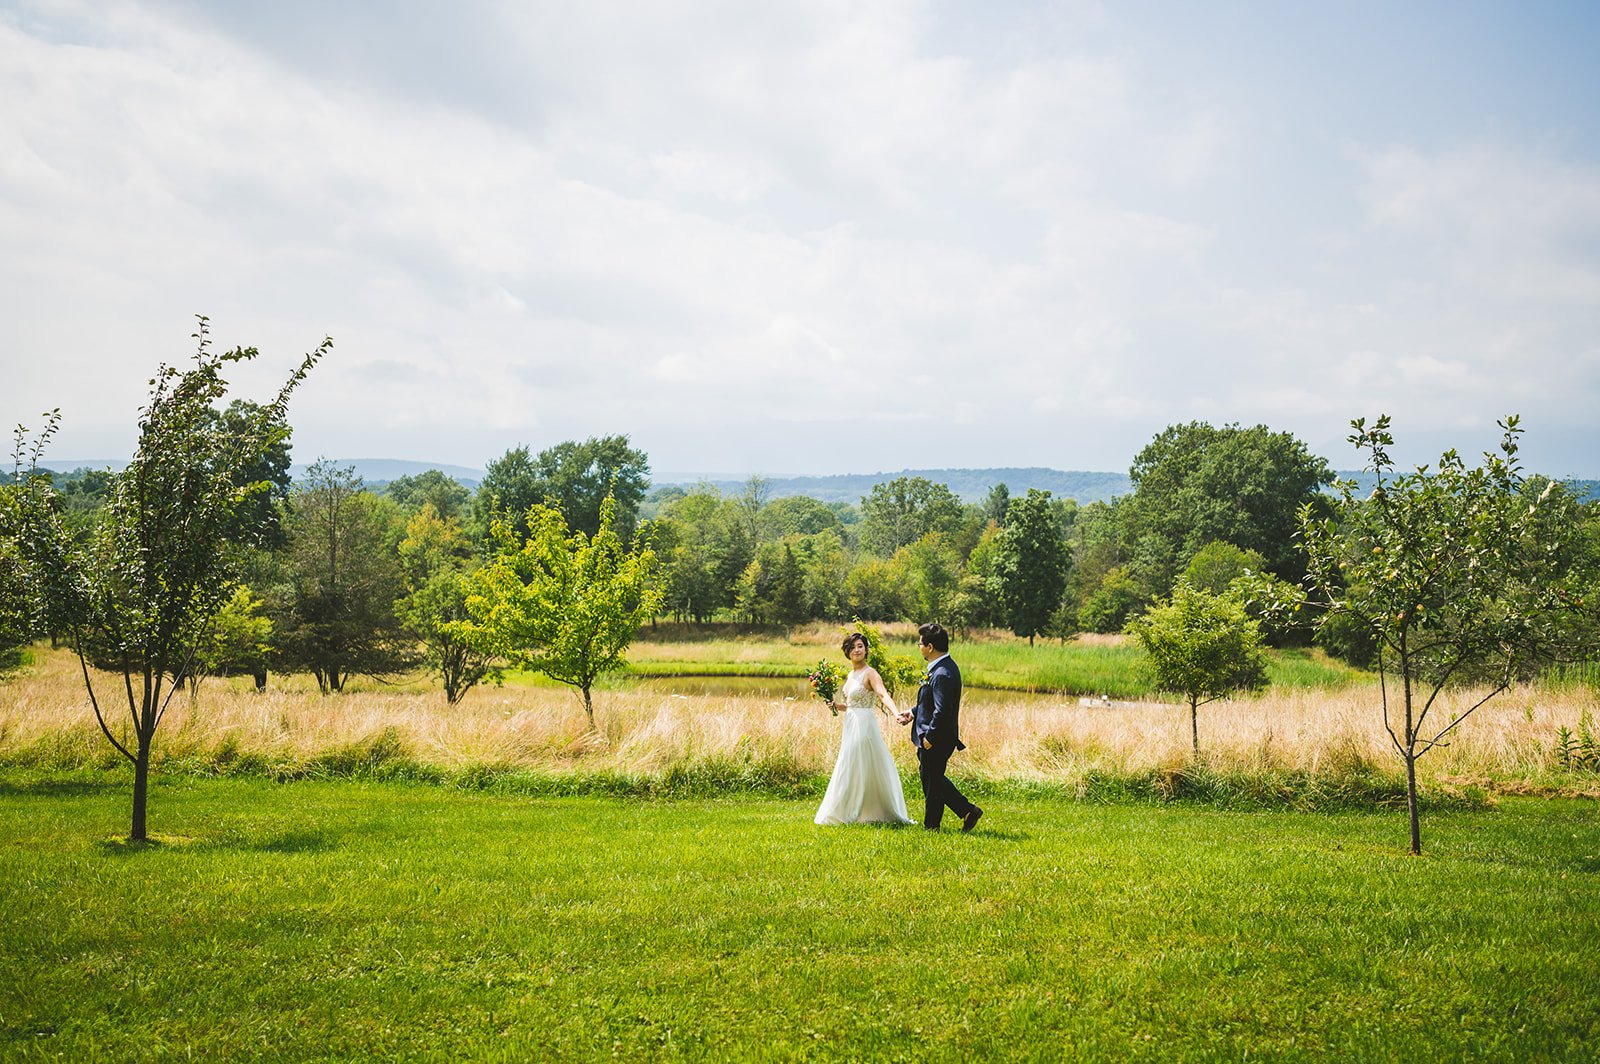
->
[29,459,1595,505]
[651,467,1134,505]
[288,459,486,489]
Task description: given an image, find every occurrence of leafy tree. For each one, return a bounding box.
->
[760,495,841,539]
[1184,540,1302,646]
[950,522,1005,631]
[8,320,325,840]
[47,466,118,542]
[457,497,661,726]
[733,558,765,624]
[1065,499,1126,621]
[473,445,542,541]
[890,532,962,625]
[982,482,1010,526]
[793,530,850,621]
[1129,583,1269,756]
[653,487,729,622]
[769,543,808,629]
[1300,415,1592,855]
[386,469,471,521]
[994,488,1071,645]
[528,435,651,541]
[192,585,274,693]
[1181,541,1267,594]
[1077,567,1142,634]
[737,475,771,546]
[859,477,964,557]
[733,539,808,626]
[0,526,33,674]
[1044,595,1082,644]
[278,462,413,693]
[1122,421,1332,590]
[201,399,295,549]
[397,504,499,704]
[844,557,905,622]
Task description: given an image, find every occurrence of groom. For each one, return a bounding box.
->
[897,623,982,832]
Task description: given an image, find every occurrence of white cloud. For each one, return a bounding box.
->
[1,0,1597,478]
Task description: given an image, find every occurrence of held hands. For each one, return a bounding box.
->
[895,709,913,726]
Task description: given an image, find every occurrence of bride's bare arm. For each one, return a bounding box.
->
[867,668,898,716]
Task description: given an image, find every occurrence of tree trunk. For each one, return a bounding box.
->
[1405,749,1421,855]
[1402,665,1421,855]
[131,739,151,842]
[1190,698,1200,757]
[253,669,267,692]
[582,683,594,728]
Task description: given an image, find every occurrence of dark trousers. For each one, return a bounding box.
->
[917,744,975,829]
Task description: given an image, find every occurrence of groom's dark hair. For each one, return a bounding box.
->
[917,623,949,653]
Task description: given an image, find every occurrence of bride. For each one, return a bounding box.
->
[815,633,912,826]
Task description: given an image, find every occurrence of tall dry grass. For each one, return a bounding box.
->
[3,646,1596,798]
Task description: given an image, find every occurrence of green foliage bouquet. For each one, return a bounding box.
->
[807,659,846,715]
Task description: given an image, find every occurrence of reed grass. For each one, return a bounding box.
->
[3,645,1596,803]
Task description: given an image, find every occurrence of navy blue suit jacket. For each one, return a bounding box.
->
[913,655,965,752]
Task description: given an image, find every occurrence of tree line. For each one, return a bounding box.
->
[8,399,1598,696]
[4,322,1598,852]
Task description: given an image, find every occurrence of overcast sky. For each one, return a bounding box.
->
[3,0,1598,479]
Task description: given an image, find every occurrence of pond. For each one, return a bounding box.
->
[625,674,1079,706]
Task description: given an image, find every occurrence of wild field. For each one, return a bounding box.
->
[2,643,1595,803]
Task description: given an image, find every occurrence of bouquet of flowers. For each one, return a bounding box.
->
[807,659,846,715]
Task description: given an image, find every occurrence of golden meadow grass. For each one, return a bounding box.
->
[3,643,1596,796]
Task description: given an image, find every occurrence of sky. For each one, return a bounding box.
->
[3,0,1598,480]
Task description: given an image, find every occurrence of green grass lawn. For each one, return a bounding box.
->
[2,773,1596,1060]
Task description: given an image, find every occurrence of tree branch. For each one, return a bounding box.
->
[75,634,134,764]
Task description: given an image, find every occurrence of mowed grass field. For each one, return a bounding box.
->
[1,775,1597,1061]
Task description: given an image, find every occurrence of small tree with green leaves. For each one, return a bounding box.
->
[192,585,274,694]
[457,497,661,726]
[1300,415,1590,855]
[396,503,499,704]
[1128,582,1268,756]
[9,319,326,840]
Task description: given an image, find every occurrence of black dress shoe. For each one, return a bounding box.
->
[961,807,983,833]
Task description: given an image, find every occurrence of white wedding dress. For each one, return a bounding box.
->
[814,670,912,826]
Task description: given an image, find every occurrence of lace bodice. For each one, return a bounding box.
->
[841,669,877,710]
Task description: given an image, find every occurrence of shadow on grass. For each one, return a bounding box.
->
[0,778,121,799]
[231,830,336,854]
[94,830,336,856]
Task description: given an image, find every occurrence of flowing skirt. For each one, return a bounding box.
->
[815,708,912,826]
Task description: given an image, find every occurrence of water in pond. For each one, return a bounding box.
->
[626,674,1074,705]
